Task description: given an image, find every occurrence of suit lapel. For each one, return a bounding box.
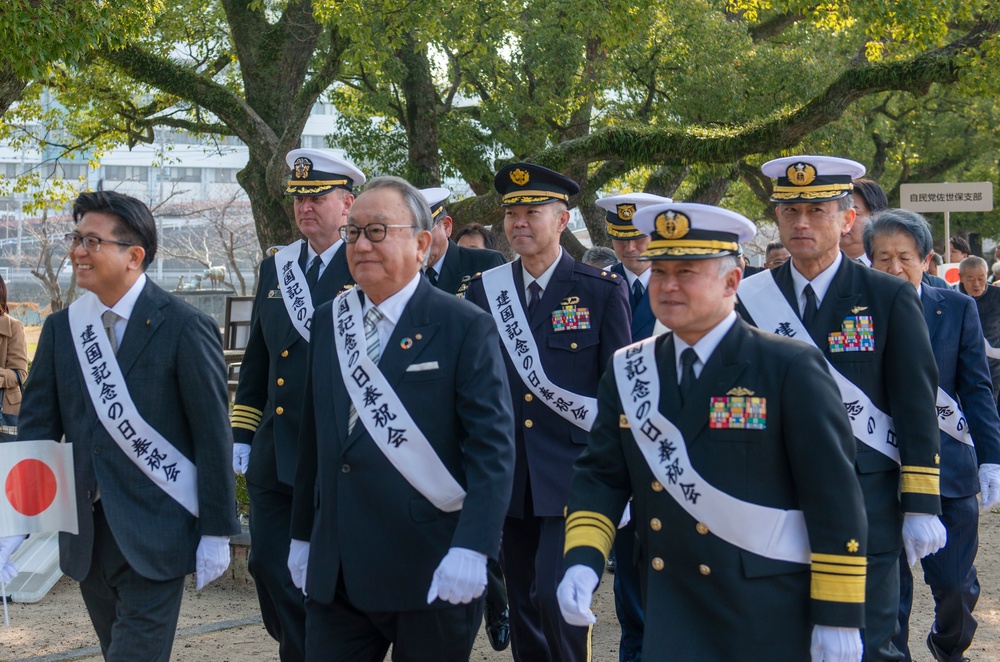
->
[676,321,747,444]
[922,286,944,341]
[811,259,862,351]
[436,240,461,294]
[116,280,166,377]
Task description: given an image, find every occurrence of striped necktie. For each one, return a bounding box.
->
[348,306,385,433]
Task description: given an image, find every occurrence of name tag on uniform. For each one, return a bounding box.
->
[828,315,874,353]
[268,289,281,298]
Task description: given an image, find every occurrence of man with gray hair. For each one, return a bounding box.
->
[288,176,515,660]
[865,208,1000,662]
[959,255,1000,412]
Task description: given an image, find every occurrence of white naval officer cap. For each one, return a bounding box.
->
[632,202,756,261]
[761,155,866,203]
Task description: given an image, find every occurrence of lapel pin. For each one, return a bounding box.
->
[415,333,423,341]
[146,319,151,325]
[400,338,413,349]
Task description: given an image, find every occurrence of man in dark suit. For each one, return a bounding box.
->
[420,185,511,650]
[0,190,240,661]
[558,201,868,660]
[739,156,945,662]
[864,209,1000,662]
[466,163,632,662]
[595,191,671,662]
[231,149,364,661]
[421,187,506,298]
[958,256,1000,411]
[288,176,514,661]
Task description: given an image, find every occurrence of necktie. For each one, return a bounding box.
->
[679,347,698,406]
[631,279,644,310]
[527,281,542,314]
[102,310,120,355]
[802,284,818,327]
[305,256,322,290]
[425,266,438,287]
[348,306,385,433]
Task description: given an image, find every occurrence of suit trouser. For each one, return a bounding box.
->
[79,502,185,662]
[863,549,904,662]
[502,514,591,662]
[486,556,508,614]
[248,482,306,662]
[895,495,980,661]
[612,514,644,662]
[303,573,483,662]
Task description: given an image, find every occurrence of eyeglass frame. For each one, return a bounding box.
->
[339,223,417,244]
[65,233,138,253]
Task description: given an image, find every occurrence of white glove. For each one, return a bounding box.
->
[426,547,487,605]
[618,502,631,529]
[288,539,310,595]
[810,625,862,662]
[979,463,1000,510]
[195,535,231,590]
[0,535,25,584]
[232,443,251,475]
[556,564,600,626]
[901,513,947,567]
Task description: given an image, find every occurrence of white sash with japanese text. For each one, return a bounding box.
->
[275,240,315,342]
[740,271,972,453]
[68,292,199,517]
[614,338,810,564]
[481,266,597,431]
[333,288,466,512]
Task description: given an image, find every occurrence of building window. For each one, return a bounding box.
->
[105,166,149,182]
[168,167,202,183]
[214,168,239,183]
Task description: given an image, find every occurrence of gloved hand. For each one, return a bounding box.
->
[902,513,947,567]
[979,463,1000,510]
[810,625,862,662]
[232,443,251,475]
[0,535,25,584]
[426,547,487,605]
[618,502,631,529]
[556,564,600,626]
[288,539,310,594]
[195,535,231,590]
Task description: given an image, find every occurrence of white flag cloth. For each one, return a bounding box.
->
[0,440,78,536]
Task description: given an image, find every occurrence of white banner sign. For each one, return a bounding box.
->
[900,182,993,213]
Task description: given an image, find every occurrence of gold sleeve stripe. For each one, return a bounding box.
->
[811,570,866,603]
[231,405,263,430]
[812,562,866,576]
[901,470,939,495]
[902,465,940,475]
[811,553,867,567]
[565,510,616,562]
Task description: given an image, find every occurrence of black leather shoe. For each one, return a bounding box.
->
[485,602,510,651]
[926,633,970,662]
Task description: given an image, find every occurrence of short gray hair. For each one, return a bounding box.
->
[582,246,618,268]
[360,176,434,233]
[716,254,740,276]
[863,208,933,260]
[960,255,988,276]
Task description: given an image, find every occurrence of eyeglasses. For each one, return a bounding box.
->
[65,233,137,253]
[339,223,416,244]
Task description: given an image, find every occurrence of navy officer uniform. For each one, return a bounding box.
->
[559,202,868,660]
[231,149,364,661]
[466,163,632,662]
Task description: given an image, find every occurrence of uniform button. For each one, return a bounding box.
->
[275,406,284,415]
[570,342,578,349]
[651,481,664,492]
[277,378,285,386]
[696,523,709,535]
[280,350,289,357]
[341,464,351,473]
[93,447,101,455]
[650,518,662,531]
[525,394,533,402]
[525,419,533,428]
[651,557,664,571]
[699,564,711,576]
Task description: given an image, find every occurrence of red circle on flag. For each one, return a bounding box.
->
[5,459,58,516]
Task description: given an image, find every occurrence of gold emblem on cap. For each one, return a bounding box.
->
[655,210,690,240]
[294,157,312,179]
[510,168,530,186]
[617,204,636,221]
[787,162,816,187]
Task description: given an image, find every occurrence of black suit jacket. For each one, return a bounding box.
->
[566,320,867,658]
[960,284,1000,407]
[18,279,240,581]
[433,239,506,296]
[290,278,515,611]
[611,262,655,341]
[233,241,353,489]
[739,257,941,553]
[921,285,1000,497]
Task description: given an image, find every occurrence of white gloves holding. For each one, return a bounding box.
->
[426,547,487,605]
[902,512,947,567]
[979,463,1000,510]
[232,443,251,475]
[0,535,25,585]
[556,564,600,626]
[810,625,862,662]
[195,535,231,590]
[288,539,310,594]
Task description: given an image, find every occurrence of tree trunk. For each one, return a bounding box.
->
[398,35,441,187]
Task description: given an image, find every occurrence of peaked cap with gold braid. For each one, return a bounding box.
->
[632,202,756,260]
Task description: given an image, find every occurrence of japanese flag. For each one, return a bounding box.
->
[0,440,77,536]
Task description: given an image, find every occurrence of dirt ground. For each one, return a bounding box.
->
[2,514,1000,661]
